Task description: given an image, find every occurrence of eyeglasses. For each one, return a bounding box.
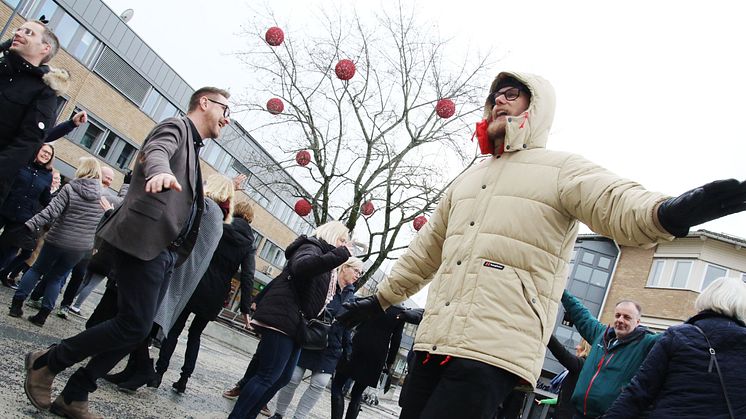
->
[488,87,522,105]
[207,98,231,118]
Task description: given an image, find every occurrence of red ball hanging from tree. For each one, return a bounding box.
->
[267,98,284,115]
[436,99,455,119]
[335,59,356,80]
[361,200,375,217]
[295,150,311,167]
[413,215,428,231]
[294,199,312,216]
[265,27,284,46]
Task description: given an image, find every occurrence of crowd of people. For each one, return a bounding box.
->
[2,16,746,419]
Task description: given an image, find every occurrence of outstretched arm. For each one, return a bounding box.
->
[561,290,606,344]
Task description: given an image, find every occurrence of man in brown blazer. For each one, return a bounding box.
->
[22,87,232,417]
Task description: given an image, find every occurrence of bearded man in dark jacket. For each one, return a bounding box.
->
[0,21,68,206]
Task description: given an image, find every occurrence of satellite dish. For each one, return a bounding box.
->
[120,9,134,23]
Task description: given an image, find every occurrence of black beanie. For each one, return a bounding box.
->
[495,76,530,96]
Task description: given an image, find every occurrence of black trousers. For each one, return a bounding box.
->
[59,256,90,307]
[46,247,176,401]
[155,307,211,378]
[398,352,520,419]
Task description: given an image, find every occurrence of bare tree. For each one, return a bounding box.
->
[236,3,492,288]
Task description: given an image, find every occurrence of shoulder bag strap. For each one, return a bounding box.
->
[691,324,735,419]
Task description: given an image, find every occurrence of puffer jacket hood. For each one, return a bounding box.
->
[69,178,102,201]
[482,72,556,152]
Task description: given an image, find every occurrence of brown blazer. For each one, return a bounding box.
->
[97,117,204,264]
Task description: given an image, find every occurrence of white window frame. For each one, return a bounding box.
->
[701,263,728,291]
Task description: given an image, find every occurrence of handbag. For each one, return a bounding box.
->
[288,274,332,350]
[691,324,735,419]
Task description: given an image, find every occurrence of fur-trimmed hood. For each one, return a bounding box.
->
[41,66,70,96]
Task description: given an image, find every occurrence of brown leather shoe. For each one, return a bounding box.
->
[24,349,56,410]
[50,396,103,419]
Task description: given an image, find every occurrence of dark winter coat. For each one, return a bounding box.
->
[0,49,68,196]
[297,282,356,374]
[26,178,104,251]
[562,291,660,418]
[0,161,52,222]
[338,305,405,387]
[188,217,256,319]
[252,235,350,342]
[547,335,586,419]
[604,311,746,419]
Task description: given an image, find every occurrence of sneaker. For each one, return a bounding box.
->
[56,306,69,319]
[68,306,85,318]
[26,299,42,310]
[222,385,241,400]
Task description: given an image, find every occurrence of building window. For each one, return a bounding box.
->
[670,261,692,288]
[701,264,727,291]
[259,240,286,269]
[28,0,102,67]
[68,109,138,170]
[647,260,665,287]
[141,88,179,121]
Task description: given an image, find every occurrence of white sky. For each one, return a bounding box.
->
[104,0,746,306]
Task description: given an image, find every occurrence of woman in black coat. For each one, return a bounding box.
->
[228,220,352,419]
[331,305,407,419]
[270,256,363,419]
[605,276,746,419]
[151,201,257,392]
[544,335,589,419]
[0,143,54,287]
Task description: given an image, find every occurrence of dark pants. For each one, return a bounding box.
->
[228,329,301,419]
[46,247,176,401]
[331,369,367,414]
[13,243,86,310]
[86,279,118,329]
[398,352,520,419]
[60,256,90,307]
[155,308,211,378]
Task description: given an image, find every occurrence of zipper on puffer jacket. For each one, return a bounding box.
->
[583,351,615,415]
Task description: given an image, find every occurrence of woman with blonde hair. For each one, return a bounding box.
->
[271,256,364,419]
[606,277,746,418]
[229,220,353,419]
[8,157,105,327]
[538,336,591,419]
[111,173,237,392]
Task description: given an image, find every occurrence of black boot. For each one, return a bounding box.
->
[345,399,362,419]
[28,308,51,326]
[118,358,155,394]
[331,393,345,419]
[147,371,163,388]
[0,270,16,288]
[8,297,23,317]
[104,355,137,385]
[171,374,188,394]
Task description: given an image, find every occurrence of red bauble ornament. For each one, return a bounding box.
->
[295,199,312,216]
[436,99,455,119]
[295,150,311,167]
[361,200,375,217]
[335,59,356,80]
[413,215,428,231]
[267,98,284,115]
[265,27,284,46]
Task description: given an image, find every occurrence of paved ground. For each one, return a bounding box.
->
[0,285,401,418]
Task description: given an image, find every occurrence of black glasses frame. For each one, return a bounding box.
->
[488,87,522,105]
[207,98,231,118]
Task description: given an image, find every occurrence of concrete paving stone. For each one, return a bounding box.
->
[0,285,401,418]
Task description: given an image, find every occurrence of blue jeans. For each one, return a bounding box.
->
[13,243,86,310]
[229,329,301,419]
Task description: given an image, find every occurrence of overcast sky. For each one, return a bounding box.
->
[103,0,746,306]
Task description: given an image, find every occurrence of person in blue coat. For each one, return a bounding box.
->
[269,256,363,419]
[604,276,746,419]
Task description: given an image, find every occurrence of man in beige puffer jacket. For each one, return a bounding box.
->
[339,71,746,419]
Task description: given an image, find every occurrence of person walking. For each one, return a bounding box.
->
[0,143,54,288]
[269,257,363,419]
[150,199,256,394]
[337,71,746,419]
[228,220,353,419]
[604,277,746,419]
[8,157,106,326]
[21,86,231,418]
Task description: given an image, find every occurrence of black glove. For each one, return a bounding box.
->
[123,170,133,184]
[336,295,384,328]
[397,308,425,325]
[657,179,746,237]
